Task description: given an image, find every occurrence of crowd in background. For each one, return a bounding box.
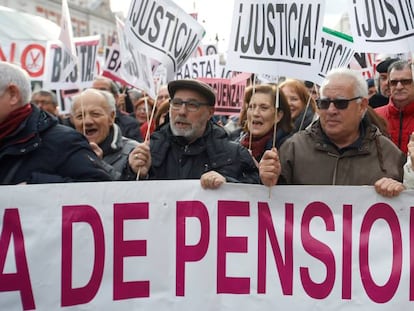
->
[1,55,414,197]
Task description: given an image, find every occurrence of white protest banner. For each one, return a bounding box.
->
[152,63,168,87]
[0,41,46,79]
[1,181,414,310]
[348,0,414,53]
[199,77,246,115]
[116,17,156,98]
[226,0,325,81]
[175,54,221,79]
[102,44,125,85]
[56,88,81,115]
[315,27,355,85]
[124,0,205,81]
[43,35,100,90]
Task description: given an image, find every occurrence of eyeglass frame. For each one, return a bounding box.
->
[388,79,413,87]
[170,98,210,112]
[316,96,362,110]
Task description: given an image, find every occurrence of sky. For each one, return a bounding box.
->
[110,0,348,52]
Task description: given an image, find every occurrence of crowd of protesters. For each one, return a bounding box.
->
[1,56,414,198]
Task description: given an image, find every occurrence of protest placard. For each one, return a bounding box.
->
[124,0,205,81]
[226,0,324,81]
[348,0,414,53]
[199,77,246,115]
[0,41,46,79]
[43,35,100,90]
[315,27,355,85]
[116,17,156,98]
[175,54,221,79]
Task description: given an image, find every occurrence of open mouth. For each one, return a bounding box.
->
[85,128,98,136]
[251,120,263,126]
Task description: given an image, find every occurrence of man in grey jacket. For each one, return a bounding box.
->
[259,67,405,197]
[71,88,139,180]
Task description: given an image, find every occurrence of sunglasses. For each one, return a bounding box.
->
[316,96,361,110]
[389,79,413,87]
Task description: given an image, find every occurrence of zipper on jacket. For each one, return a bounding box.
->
[398,110,403,149]
[327,152,340,185]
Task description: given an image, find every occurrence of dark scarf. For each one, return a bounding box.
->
[99,126,116,156]
[0,104,32,141]
[241,129,273,160]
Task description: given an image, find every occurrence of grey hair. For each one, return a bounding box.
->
[320,67,368,99]
[128,89,143,102]
[31,90,58,106]
[0,61,31,104]
[388,60,412,73]
[71,88,116,114]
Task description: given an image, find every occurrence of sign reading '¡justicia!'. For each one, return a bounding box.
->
[1,182,414,310]
[348,0,414,52]
[124,0,205,80]
[232,2,321,63]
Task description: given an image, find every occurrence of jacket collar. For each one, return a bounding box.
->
[387,98,414,115]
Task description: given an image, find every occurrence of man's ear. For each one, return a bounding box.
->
[7,84,22,106]
[109,110,116,125]
[360,97,369,119]
[275,110,284,123]
[208,106,215,118]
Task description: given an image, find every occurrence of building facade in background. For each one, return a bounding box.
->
[0,0,119,52]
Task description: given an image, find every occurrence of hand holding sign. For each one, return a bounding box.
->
[128,141,151,179]
[258,147,281,187]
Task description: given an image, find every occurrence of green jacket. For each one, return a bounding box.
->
[279,119,405,185]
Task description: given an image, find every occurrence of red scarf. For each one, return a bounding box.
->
[240,130,273,160]
[0,104,32,141]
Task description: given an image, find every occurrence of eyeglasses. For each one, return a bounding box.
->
[316,96,361,110]
[170,98,209,112]
[389,79,413,87]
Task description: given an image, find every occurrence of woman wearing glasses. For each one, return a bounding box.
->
[258,67,405,197]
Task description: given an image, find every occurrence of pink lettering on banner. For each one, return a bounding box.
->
[176,201,210,296]
[113,202,149,300]
[300,201,336,299]
[257,202,293,295]
[0,209,35,310]
[359,203,402,303]
[341,204,353,299]
[217,200,250,294]
[411,207,414,300]
[61,205,105,307]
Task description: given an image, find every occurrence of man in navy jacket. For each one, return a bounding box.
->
[0,61,112,184]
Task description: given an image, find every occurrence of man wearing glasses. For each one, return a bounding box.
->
[375,60,414,153]
[259,67,405,197]
[128,79,260,188]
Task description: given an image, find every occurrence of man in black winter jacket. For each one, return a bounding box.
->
[0,61,112,185]
[128,79,260,188]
